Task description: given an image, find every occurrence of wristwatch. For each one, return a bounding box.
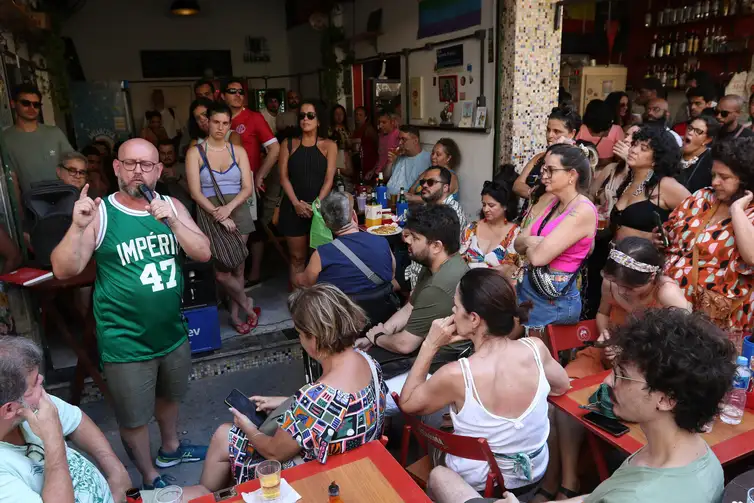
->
[370,332,386,346]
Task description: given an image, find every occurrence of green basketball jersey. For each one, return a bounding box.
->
[93,193,186,363]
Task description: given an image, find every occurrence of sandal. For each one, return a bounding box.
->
[247,307,261,329]
[533,488,556,502]
[232,321,252,335]
[558,485,580,499]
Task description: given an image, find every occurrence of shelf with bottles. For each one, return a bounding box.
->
[647,28,750,60]
[644,0,754,28]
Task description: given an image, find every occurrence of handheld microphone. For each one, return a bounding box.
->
[139,183,170,226]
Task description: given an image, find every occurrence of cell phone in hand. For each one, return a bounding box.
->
[583,411,630,437]
[653,211,669,248]
[224,389,267,427]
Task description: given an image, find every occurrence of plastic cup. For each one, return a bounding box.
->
[155,485,183,503]
[256,460,282,500]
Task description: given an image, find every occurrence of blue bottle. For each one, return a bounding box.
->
[396,187,409,225]
[375,172,389,208]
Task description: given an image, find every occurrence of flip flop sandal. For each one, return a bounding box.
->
[534,488,556,501]
[232,322,252,335]
[247,307,261,329]
[558,485,580,499]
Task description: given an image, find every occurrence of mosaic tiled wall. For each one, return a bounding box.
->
[498,0,563,171]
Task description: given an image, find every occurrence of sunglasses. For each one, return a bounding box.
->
[19,99,41,109]
[298,112,317,121]
[224,88,245,96]
[60,165,88,177]
[420,178,444,187]
[715,109,731,118]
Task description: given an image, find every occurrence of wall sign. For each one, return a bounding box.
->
[436,45,464,70]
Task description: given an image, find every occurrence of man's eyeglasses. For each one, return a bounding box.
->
[18,99,41,109]
[118,159,159,172]
[612,368,647,385]
[224,88,245,96]
[420,178,444,187]
[25,443,44,462]
[60,165,88,178]
[298,112,317,121]
[715,109,732,118]
[688,126,707,136]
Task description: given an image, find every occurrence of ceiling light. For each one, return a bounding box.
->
[170,0,200,16]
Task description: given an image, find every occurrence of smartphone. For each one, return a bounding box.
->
[583,411,630,437]
[224,389,266,427]
[653,211,669,248]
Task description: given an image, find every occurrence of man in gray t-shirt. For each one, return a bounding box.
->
[0,83,73,193]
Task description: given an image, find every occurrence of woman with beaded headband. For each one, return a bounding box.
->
[538,237,689,502]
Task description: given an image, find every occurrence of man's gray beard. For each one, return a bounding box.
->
[118,177,155,198]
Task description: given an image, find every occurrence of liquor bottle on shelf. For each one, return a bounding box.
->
[694,0,702,18]
[669,33,677,57]
[650,34,658,58]
[703,0,711,17]
[644,67,652,79]
[644,8,652,27]
[672,66,679,89]
[664,35,672,56]
[657,35,665,58]
[679,31,687,55]
[711,0,719,17]
[679,62,688,88]
[702,27,711,53]
[683,5,692,21]
[723,0,731,15]
[693,31,701,54]
[730,0,738,14]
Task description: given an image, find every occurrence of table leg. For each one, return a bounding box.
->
[586,431,610,482]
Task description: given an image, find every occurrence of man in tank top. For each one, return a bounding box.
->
[51,138,211,490]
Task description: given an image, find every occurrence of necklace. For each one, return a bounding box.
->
[206,143,227,152]
[680,149,707,170]
[631,170,654,197]
[557,194,580,214]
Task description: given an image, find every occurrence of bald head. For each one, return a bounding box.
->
[644,98,670,125]
[717,94,745,129]
[114,138,162,198]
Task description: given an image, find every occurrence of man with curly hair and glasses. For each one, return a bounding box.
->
[431,308,734,503]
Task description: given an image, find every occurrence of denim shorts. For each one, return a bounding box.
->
[517,269,581,329]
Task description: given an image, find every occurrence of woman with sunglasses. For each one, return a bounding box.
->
[187,98,242,150]
[278,101,338,283]
[542,237,689,502]
[460,168,521,281]
[610,126,689,244]
[661,137,754,332]
[185,102,259,334]
[514,144,597,331]
[604,91,634,131]
[678,114,720,193]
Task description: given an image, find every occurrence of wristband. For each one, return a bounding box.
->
[372,332,385,346]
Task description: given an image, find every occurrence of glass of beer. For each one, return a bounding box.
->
[256,460,282,500]
[154,486,183,503]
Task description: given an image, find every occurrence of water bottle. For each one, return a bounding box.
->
[720,356,751,425]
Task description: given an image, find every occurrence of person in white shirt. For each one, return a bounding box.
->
[0,337,131,503]
[143,89,183,143]
[261,93,280,134]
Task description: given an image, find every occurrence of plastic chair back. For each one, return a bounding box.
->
[546,319,599,359]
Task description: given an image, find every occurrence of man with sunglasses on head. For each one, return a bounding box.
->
[51,138,211,490]
[715,94,754,142]
[385,125,431,197]
[0,83,73,194]
[222,78,280,286]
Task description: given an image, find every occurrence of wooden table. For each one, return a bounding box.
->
[189,441,431,502]
[549,371,754,481]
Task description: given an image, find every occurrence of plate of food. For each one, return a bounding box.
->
[367,224,402,236]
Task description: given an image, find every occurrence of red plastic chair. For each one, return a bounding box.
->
[546,319,600,359]
[391,392,506,498]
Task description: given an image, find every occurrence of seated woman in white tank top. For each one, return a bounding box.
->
[399,268,570,495]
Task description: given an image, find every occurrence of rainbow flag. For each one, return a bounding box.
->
[418,0,482,39]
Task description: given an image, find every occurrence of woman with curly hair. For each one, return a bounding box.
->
[610,125,690,243]
[661,136,754,331]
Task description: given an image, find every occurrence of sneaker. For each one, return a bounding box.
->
[155,440,208,468]
[142,474,175,490]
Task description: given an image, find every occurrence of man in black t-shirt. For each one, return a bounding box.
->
[716,95,754,141]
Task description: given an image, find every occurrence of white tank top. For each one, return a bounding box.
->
[445,337,551,490]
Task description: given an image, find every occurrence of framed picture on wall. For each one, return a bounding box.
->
[474,106,487,128]
[409,76,424,120]
[458,100,474,127]
[438,75,458,102]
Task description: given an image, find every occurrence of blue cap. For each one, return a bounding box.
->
[737,356,749,366]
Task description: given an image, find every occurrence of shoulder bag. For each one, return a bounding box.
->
[195,145,249,270]
[690,202,744,326]
[527,202,586,301]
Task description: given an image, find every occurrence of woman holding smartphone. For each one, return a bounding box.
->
[278,101,337,283]
[662,137,754,332]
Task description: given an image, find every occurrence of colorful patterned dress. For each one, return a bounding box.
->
[228,351,387,483]
[664,188,754,331]
[460,221,521,270]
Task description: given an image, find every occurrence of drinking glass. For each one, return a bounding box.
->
[256,460,282,500]
[155,485,183,503]
[747,487,754,503]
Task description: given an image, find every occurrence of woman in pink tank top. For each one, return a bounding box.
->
[514,143,598,331]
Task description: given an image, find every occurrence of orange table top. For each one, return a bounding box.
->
[189,441,431,502]
[549,371,754,465]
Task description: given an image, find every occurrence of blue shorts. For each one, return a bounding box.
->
[517,270,581,329]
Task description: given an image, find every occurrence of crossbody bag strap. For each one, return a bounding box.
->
[690,202,720,297]
[331,238,384,286]
[195,144,228,206]
[356,348,383,441]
